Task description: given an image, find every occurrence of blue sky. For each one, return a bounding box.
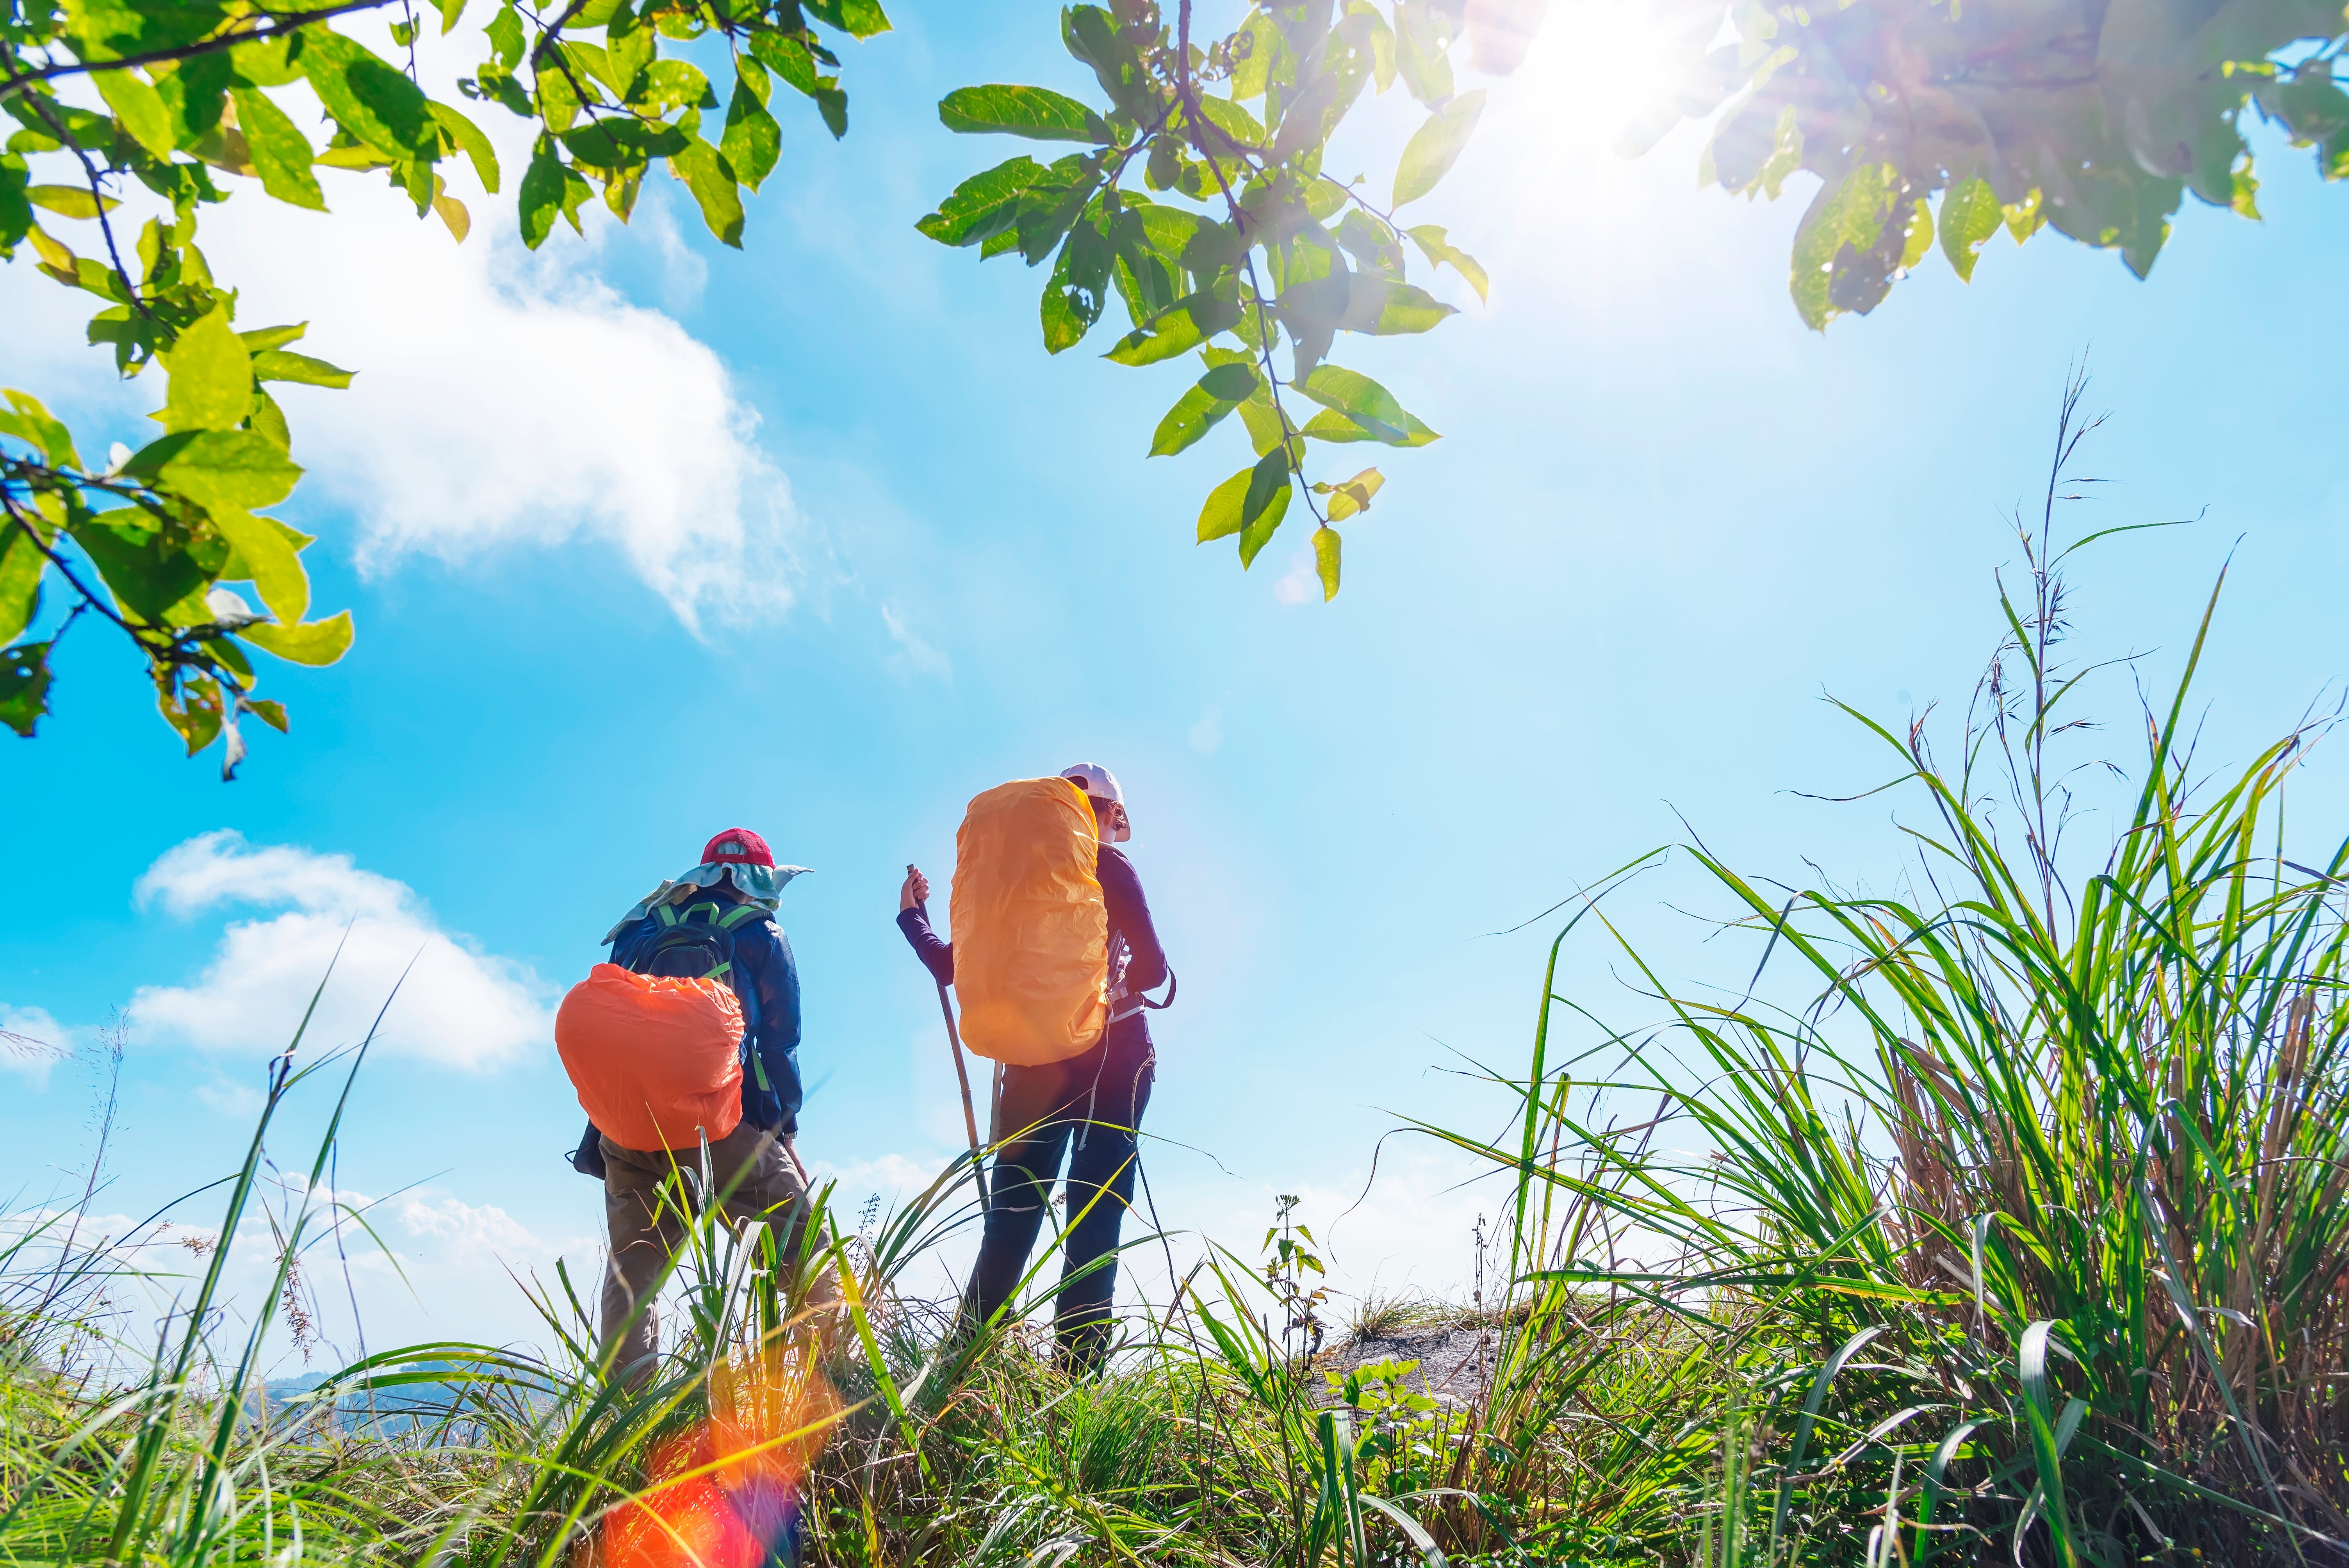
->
[7,2,2349,1360]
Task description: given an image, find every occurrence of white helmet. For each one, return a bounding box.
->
[1059,763,1130,842]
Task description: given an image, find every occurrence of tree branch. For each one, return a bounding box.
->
[18,92,154,321]
[0,0,399,106]
[1176,0,1326,527]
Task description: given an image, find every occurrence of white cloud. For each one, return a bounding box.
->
[391,1192,545,1259]
[880,602,952,680]
[128,830,549,1070]
[2,21,800,634]
[1188,704,1223,754]
[201,188,797,633]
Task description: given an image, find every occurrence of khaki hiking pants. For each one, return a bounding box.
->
[599,1121,832,1383]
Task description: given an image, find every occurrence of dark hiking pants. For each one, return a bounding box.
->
[964,1017,1154,1370]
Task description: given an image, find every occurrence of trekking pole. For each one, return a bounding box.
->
[936,979,990,1214]
[910,873,989,1215]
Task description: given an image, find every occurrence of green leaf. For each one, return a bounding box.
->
[917,155,1043,246]
[1271,55,1369,165]
[251,349,354,389]
[1012,153,1101,263]
[1939,175,2000,283]
[1062,5,1158,121]
[1342,0,1395,94]
[1148,361,1258,457]
[1238,450,1292,567]
[485,4,524,69]
[1041,246,1090,353]
[1338,276,1455,336]
[807,0,890,37]
[1790,162,1896,329]
[1,390,81,469]
[70,506,225,621]
[1196,465,1252,542]
[1337,209,1404,278]
[1312,524,1340,600]
[144,428,302,513]
[301,31,439,160]
[939,84,1111,144]
[749,31,819,96]
[669,139,745,247]
[1106,287,1237,365]
[813,86,848,139]
[1404,223,1487,301]
[630,59,713,114]
[430,102,500,193]
[1294,364,1424,445]
[560,118,688,166]
[162,305,253,434]
[240,609,353,666]
[1149,383,1229,457]
[0,640,52,738]
[1200,362,1259,400]
[239,323,306,352]
[0,517,46,643]
[1193,94,1265,155]
[1393,88,1483,207]
[1313,464,1383,519]
[1230,12,1290,102]
[246,386,291,448]
[520,135,563,248]
[0,164,30,253]
[722,66,782,192]
[1392,0,1454,105]
[96,68,176,158]
[229,88,324,211]
[157,674,225,755]
[211,508,308,624]
[25,184,119,219]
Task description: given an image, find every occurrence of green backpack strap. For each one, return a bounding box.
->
[647,897,772,1089]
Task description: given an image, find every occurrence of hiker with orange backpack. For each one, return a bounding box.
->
[556,828,818,1384]
[896,764,1171,1372]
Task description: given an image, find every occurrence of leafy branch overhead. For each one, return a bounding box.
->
[0,0,886,769]
[920,0,1495,602]
[1629,0,2349,328]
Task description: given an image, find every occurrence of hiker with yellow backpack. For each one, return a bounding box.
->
[896,763,1172,1372]
[555,828,822,1384]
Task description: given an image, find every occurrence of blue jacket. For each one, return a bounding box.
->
[610,906,805,1135]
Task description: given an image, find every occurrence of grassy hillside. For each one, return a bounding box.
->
[7,395,2345,1566]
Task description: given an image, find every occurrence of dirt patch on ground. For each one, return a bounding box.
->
[1314,1315,1504,1409]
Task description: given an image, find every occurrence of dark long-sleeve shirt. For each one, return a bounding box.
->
[610,908,804,1134]
[896,844,1166,1023]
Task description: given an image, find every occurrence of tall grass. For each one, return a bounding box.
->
[1426,380,2349,1564]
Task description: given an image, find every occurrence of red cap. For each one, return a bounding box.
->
[701,828,774,866]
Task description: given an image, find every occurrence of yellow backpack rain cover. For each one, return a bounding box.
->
[950,777,1109,1065]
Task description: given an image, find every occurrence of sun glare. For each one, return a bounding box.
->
[1504,0,1693,159]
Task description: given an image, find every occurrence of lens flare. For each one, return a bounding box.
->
[583,1333,841,1568]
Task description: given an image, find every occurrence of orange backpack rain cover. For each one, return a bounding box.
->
[950,777,1109,1066]
[556,964,745,1152]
